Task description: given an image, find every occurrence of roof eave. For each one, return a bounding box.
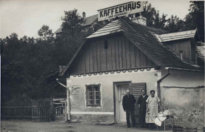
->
[165,66,202,72]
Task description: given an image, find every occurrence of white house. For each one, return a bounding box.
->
[59,1,204,129]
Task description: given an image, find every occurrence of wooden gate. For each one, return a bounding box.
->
[31,106,53,121]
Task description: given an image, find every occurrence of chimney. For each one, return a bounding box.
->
[82,12,86,19]
[131,14,147,26]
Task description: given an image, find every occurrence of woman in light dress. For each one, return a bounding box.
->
[146,90,160,129]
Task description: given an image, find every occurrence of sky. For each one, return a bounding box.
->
[0,0,191,38]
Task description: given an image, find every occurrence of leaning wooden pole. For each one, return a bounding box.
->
[56,78,71,122]
[67,87,71,121]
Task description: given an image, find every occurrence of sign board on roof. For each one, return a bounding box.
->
[98,1,145,21]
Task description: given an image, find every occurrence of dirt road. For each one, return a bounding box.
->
[1,120,172,132]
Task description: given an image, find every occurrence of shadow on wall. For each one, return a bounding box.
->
[161,87,204,128]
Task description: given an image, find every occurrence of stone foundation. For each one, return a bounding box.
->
[71,114,114,124]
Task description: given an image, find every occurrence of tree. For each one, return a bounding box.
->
[9,33,18,39]
[165,1,204,34]
[165,15,186,32]
[54,9,85,66]
[38,25,54,41]
[142,3,167,29]
[142,3,157,27]
[0,38,4,54]
[184,1,204,29]
[1,33,30,103]
[184,1,204,41]
[61,9,83,37]
[1,11,87,103]
[1,31,65,103]
[142,2,203,33]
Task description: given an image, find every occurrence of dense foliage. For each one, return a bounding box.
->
[1,2,204,104]
[1,10,85,104]
[1,33,65,102]
[143,1,204,34]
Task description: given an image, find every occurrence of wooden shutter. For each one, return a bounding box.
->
[129,83,146,99]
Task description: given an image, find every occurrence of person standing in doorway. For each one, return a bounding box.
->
[122,89,136,128]
[137,89,148,128]
[146,90,160,129]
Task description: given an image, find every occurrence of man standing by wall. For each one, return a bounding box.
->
[122,89,136,128]
[137,89,148,128]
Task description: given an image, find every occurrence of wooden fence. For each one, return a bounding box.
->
[1,106,32,119]
[1,106,54,121]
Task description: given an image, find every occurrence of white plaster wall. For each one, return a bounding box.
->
[66,69,159,114]
[161,70,204,87]
[160,70,204,106]
[160,69,204,128]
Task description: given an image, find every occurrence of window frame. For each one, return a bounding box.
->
[85,84,101,107]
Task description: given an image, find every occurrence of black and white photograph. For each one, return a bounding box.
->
[0,0,204,132]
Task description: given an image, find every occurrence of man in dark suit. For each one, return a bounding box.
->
[137,89,148,128]
[122,89,136,128]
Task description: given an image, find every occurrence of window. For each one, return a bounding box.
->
[86,85,101,107]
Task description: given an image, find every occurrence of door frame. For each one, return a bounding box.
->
[113,81,131,123]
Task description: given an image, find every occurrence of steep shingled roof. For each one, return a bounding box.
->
[87,20,123,38]
[156,30,196,42]
[61,18,197,76]
[120,18,195,68]
[87,19,166,39]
